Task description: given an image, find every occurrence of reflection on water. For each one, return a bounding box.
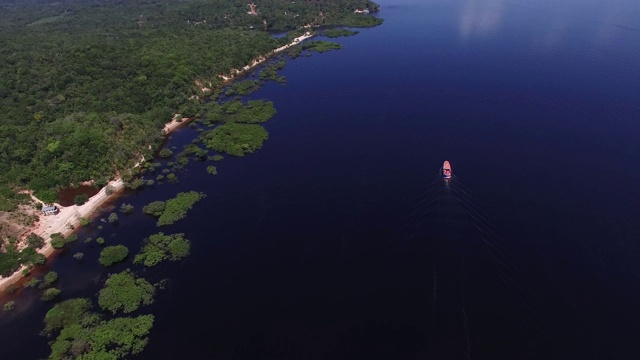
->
[458,0,505,42]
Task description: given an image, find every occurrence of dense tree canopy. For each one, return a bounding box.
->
[44,297,155,359]
[98,270,155,314]
[98,245,129,266]
[134,232,191,267]
[203,123,269,156]
[0,0,382,207]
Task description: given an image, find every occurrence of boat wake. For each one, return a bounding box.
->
[393,168,550,357]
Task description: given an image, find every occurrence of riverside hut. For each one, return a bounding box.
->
[42,205,59,216]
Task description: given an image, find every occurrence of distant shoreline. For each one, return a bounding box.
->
[0,32,316,294]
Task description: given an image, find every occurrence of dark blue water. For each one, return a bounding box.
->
[2,0,640,358]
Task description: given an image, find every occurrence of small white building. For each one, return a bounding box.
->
[42,205,59,216]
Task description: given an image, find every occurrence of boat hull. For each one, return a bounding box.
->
[443,160,452,179]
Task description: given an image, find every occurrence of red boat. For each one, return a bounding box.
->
[443,160,452,179]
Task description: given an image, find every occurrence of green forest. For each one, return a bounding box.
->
[0,0,382,208]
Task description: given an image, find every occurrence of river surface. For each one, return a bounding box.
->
[2,0,640,358]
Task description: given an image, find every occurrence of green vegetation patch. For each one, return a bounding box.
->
[26,233,45,249]
[50,232,77,249]
[302,41,343,53]
[42,287,61,301]
[0,239,47,277]
[143,192,205,227]
[44,271,58,285]
[158,191,205,226]
[99,245,129,266]
[44,297,154,359]
[120,203,135,214]
[98,270,155,314]
[134,232,191,267]
[207,99,276,124]
[143,201,166,217]
[225,79,262,97]
[324,29,359,38]
[159,148,173,159]
[44,298,94,335]
[203,123,269,157]
[3,300,16,312]
[259,59,287,82]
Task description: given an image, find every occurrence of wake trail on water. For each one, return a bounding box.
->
[393,173,552,356]
[454,176,553,355]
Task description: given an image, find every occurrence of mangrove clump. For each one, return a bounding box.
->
[203,123,269,157]
[99,245,129,266]
[134,232,191,267]
[98,270,155,314]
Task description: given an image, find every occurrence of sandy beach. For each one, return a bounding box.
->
[0,31,316,293]
[0,179,124,292]
[163,114,193,134]
[218,32,315,83]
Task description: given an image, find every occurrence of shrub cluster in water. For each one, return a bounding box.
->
[302,41,343,53]
[142,191,205,226]
[134,232,191,267]
[323,29,359,38]
[206,99,276,124]
[50,233,78,249]
[98,270,155,314]
[203,123,269,157]
[43,298,154,359]
[98,245,129,266]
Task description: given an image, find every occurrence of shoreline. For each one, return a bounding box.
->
[218,32,315,84]
[0,180,125,293]
[0,31,316,294]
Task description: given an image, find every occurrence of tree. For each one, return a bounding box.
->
[3,301,16,312]
[26,233,45,249]
[203,123,269,157]
[142,201,165,217]
[135,232,191,267]
[42,288,61,301]
[99,245,129,266]
[108,212,119,224]
[74,194,89,206]
[50,233,67,249]
[43,298,93,335]
[159,149,173,158]
[44,271,59,284]
[120,203,135,214]
[156,191,205,226]
[98,270,155,314]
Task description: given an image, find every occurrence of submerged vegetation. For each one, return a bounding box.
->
[43,298,154,359]
[203,123,269,157]
[143,192,205,226]
[225,79,262,97]
[324,29,360,38]
[98,245,129,266]
[208,99,277,124]
[98,270,155,314]
[302,40,344,53]
[134,232,191,267]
